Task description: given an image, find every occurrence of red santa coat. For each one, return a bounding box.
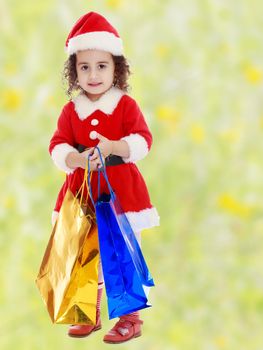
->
[49,87,159,232]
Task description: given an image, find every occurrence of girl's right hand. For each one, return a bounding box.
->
[79,148,104,171]
[66,149,103,171]
[78,149,93,170]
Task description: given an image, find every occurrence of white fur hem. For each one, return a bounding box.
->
[66,31,123,56]
[51,143,78,174]
[121,133,149,163]
[125,207,160,232]
[52,207,159,231]
[73,87,124,119]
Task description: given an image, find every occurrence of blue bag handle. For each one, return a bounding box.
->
[87,146,114,207]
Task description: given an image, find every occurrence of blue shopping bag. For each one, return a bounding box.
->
[88,147,154,319]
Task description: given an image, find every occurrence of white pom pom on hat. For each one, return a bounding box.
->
[65,11,123,56]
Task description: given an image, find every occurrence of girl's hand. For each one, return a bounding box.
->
[79,156,103,171]
[77,148,92,169]
[87,158,104,171]
[89,133,114,163]
[77,149,98,171]
[66,149,103,171]
[81,148,94,160]
[82,148,107,171]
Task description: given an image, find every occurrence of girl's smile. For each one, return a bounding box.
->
[88,82,103,87]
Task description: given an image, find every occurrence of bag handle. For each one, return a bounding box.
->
[88,146,114,207]
[74,161,94,219]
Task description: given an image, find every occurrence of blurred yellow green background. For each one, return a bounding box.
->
[1,0,263,349]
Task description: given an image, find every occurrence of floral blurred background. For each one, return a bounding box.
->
[1,0,263,349]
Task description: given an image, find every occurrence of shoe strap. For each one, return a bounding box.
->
[119,315,144,325]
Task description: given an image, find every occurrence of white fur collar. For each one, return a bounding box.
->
[73,87,124,120]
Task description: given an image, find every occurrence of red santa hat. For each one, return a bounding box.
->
[65,12,123,56]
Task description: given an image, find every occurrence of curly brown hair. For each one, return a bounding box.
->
[63,54,131,98]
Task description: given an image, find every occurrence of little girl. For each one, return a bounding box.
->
[49,11,159,344]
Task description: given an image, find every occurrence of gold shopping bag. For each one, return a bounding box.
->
[36,167,99,325]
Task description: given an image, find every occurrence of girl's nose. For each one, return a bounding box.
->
[89,69,97,80]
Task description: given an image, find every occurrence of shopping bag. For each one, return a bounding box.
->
[36,166,99,325]
[88,147,154,319]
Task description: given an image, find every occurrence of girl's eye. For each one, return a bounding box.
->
[81,65,89,71]
[98,64,106,69]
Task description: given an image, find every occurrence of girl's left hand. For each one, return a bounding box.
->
[89,132,114,167]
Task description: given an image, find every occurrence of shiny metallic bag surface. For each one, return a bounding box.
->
[36,169,99,325]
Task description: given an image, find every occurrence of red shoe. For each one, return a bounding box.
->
[68,312,102,338]
[103,314,143,344]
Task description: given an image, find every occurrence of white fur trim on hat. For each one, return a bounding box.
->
[66,31,123,56]
[121,133,149,163]
[51,143,78,174]
[73,87,124,120]
[125,207,160,232]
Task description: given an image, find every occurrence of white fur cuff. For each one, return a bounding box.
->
[51,143,78,174]
[121,133,149,163]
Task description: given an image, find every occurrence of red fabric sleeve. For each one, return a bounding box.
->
[122,96,152,150]
[49,103,75,154]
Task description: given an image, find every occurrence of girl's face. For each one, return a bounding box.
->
[76,49,115,101]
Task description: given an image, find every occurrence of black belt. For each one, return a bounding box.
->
[76,144,125,167]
